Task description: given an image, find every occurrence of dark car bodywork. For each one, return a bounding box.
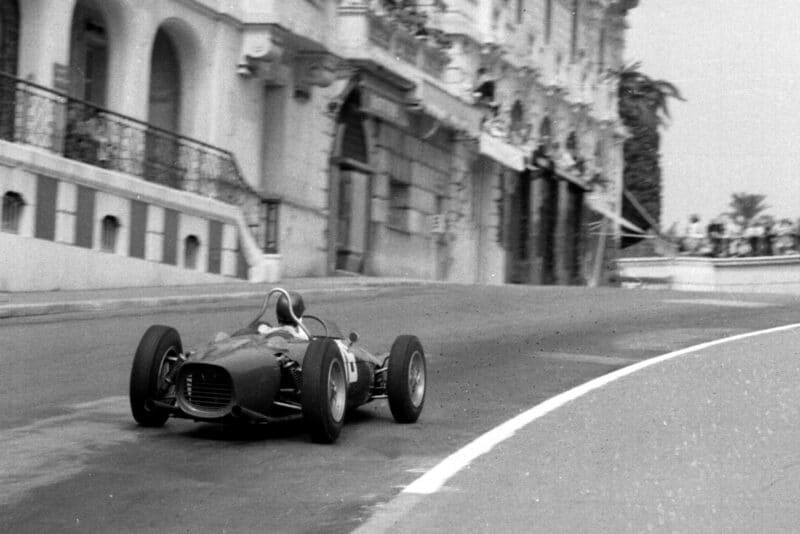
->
[130,288,426,443]
[171,333,377,423]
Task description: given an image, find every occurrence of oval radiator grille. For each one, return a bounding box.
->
[182,366,233,410]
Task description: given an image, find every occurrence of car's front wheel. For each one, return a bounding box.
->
[129,325,182,427]
[387,335,426,424]
[302,338,347,443]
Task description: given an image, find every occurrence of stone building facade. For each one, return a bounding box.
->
[0,0,637,290]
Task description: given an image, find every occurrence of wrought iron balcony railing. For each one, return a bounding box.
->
[0,71,280,253]
[0,71,257,205]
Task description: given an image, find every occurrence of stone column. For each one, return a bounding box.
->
[18,0,74,85]
[554,179,570,284]
[107,12,155,121]
[529,174,545,284]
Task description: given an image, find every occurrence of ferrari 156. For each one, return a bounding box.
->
[128,288,426,443]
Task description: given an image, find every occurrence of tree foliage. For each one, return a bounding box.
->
[617,63,684,129]
[615,63,684,247]
[727,192,769,228]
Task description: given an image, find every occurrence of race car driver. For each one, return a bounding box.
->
[257,291,309,341]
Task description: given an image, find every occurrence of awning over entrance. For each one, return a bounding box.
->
[586,198,646,234]
[478,133,526,171]
[412,81,483,137]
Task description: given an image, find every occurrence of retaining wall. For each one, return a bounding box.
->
[0,141,279,291]
[617,255,800,294]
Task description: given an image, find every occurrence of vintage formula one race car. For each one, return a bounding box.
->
[128,288,426,443]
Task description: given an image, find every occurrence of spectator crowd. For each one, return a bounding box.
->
[679,214,800,258]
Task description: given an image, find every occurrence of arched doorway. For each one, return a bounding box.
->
[64,2,109,163]
[69,2,109,106]
[148,29,181,133]
[145,28,182,187]
[0,0,19,141]
[332,89,371,273]
[566,131,577,152]
[0,0,18,75]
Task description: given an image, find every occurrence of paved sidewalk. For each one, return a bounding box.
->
[0,276,435,319]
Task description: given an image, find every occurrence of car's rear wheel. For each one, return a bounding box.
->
[130,325,182,427]
[387,335,426,424]
[302,338,347,443]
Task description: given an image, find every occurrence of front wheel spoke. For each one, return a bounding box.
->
[410,368,421,387]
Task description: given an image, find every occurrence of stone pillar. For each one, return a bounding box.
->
[107,14,155,120]
[535,174,559,285]
[554,179,570,284]
[18,0,73,85]
[145,205,165,263]
[563,183,585,285]
[529,174,545,284]
[55,181,77,245]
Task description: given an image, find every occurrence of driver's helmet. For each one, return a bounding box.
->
[276,292,305,326]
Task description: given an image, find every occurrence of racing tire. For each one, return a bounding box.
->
[387,335,426,424]
[302,338,347,444]
[130,325,183,427]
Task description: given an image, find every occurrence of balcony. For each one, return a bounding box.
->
[427,0,477,36]
[240,0,331,49]
[337,0,452,79]
[0,72,280,253]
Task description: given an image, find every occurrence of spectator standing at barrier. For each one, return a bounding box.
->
[685,215,704,254]
[775,219,794,255]
[795,218,800,252]
[793,220,800,254]
[724,216,740,256]
[720,214,736,257]
[707,218,724,257]
[764,221,776,256]
[745,222,763,256]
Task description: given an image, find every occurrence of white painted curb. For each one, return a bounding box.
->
[403,323,800,495]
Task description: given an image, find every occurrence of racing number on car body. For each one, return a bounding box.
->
[335,340,359,383]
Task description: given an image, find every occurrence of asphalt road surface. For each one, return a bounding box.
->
[359,325,800,533]
[2,284,799,533]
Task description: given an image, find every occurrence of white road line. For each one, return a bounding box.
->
[403,323,800,495]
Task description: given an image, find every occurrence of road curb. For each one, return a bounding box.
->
[0,280,438,319]
[0,293,263,319]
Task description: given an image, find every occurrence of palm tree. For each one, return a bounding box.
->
[727,192,769,229]
[614,62,685,247]
[616,62,684,128]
